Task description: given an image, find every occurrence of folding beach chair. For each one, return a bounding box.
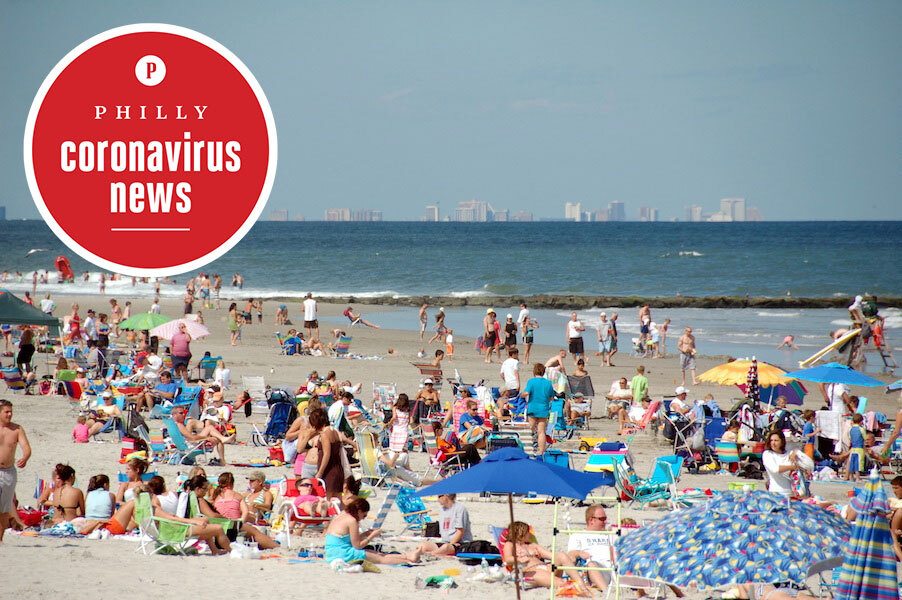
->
[369,484,401,531]
[1,366,32,394]
[613,576,668,599]
[241,375,270,415]
[394,485,434,535]
[332,335,353,359]
[804,555,843,599]
[372,382,397,419]
[411,362,443,390]
[354,430,389,488]
[134,492,195,556]
[194,355,221,381]
[161,417,209,465]
[420,421,466,479]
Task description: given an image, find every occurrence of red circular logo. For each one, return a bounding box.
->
[24,24,277,277]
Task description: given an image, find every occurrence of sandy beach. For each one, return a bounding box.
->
[1,293,896,599]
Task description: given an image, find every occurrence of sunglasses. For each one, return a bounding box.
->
[589,516,607,522]
[298,482,312,487]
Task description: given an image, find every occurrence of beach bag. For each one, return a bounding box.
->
[457,540,501,565]
[282,438,298,464]
[688,427,706,451]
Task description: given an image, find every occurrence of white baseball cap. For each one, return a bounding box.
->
[675,386,688,396]
[423,378,434,385]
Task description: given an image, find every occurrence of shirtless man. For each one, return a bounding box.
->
[0,400,32,541]
[677,327,699,386]
[483,309,498,363]
[418,303,429,340]
[545,349,568,375]
[172,406,228,465]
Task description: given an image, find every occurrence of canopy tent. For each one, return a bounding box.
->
[0,290,60,331]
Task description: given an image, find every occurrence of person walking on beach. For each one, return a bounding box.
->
[212,273,222,309]
[0,400,32,542]
[523,316,539,364]
[517,302,530,337]
[566,312,586,365]
[638,304,651,346]
[303,293,319,340]
[595,312,613,366]
[483,309,498,363]
[40,293,55,316]
[678,327,699,386]
[183,288,194,316]
[608,313,619,366]
[418,303,428,339]
[657,318,671,357]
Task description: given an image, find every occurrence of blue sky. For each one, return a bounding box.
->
[2,1,900,220]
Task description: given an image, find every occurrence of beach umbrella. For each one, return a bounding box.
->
[736,381,808,406]
[782,363,885,387]
[835,471,898,600]
[615,491,851,589]
[118,313,172,331]
[417,447,612,599]
[699,359,793,387]
[149,318,210,340]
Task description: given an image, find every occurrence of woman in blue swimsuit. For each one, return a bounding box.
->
[324,498,422,565]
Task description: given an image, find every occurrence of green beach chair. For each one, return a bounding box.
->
[134,492,195,556]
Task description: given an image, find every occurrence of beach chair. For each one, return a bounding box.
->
[420,421,466,478]
[194,355,221,381]
[804,555,843,598]
[411,362,443,390]
[134,492,195,556]
[549,399,579,440]
[616,455,683,510]
[394,485,434,535]
[161,417,209,465]
[241,375,270,415]
[354,430,389,488]
[1,366,32,394]
[332,335,353,359]
[187,491,238,538]
[613,576,668,599]
[372,382,397,418]
[621,399,662,437]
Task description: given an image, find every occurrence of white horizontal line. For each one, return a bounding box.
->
[110,227,191,232]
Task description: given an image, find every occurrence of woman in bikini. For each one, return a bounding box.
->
[502,521,587,593]
[116,457,148,503]
[244,471,274,523]
[42,463,84,524]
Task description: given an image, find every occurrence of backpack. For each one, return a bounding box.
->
[457,540,501,565]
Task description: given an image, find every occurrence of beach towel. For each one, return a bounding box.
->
[815,410,841,441]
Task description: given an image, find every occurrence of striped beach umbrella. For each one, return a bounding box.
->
[835,472,898,600]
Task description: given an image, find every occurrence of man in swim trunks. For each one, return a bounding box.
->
[0,400,32,541]
[418,303,428,339]
[677,327,699,386]
[566,312,586,364]
[302,293,319,340]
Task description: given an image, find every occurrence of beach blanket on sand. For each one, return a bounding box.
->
[39,522,83,537]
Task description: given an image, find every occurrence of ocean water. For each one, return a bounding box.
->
[0,220,899,300]
[0,219,897,370]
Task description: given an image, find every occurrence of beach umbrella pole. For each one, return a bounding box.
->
[508,492,522,600]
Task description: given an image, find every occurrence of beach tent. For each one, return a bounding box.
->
[0,290,60,332]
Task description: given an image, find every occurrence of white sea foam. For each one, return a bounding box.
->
[659,251,705,258]
[756,312,801,318]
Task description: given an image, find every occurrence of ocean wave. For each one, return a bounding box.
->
[660,251,705,258]
[447,290,491,298]
[756,312,801,317]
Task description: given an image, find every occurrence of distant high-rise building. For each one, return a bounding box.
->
[639,207,659,222]
[268,209,289,221]
[453,199,493,222]
[564,202,582,221]
[746,206,763,222]
[423,205,440,222]
[324,208,351,222]
[592,210,609,222]
[510,211,534,222]
[493,209,509,222]
[352,209,383,222]
[608,201,625,222]
[719,198,746,222]
[0,206,5,220]
[687,205,704,222]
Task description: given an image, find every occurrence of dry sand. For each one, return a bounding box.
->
[1,294,897,599]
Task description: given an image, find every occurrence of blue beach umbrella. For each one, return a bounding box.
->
[782,362,885,387]
[417,447,611,600]
[615,491,851,589]
[835,472,898,600]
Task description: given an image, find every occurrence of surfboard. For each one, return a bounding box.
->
[799,329,860,368]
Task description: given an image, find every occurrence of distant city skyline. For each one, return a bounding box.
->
[3,3,900,221]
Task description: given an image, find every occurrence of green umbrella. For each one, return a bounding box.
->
[119,313,172,331]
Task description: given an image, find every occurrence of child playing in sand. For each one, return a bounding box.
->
[72,415,89,443]
[292,479,331,517]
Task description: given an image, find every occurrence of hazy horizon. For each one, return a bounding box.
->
[3,1,900,221]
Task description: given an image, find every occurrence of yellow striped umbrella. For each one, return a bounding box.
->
[698,359,793,387]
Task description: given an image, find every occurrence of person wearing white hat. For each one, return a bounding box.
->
[503,314,518,348]
[595,312,613,366]
[671,387,691,417]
